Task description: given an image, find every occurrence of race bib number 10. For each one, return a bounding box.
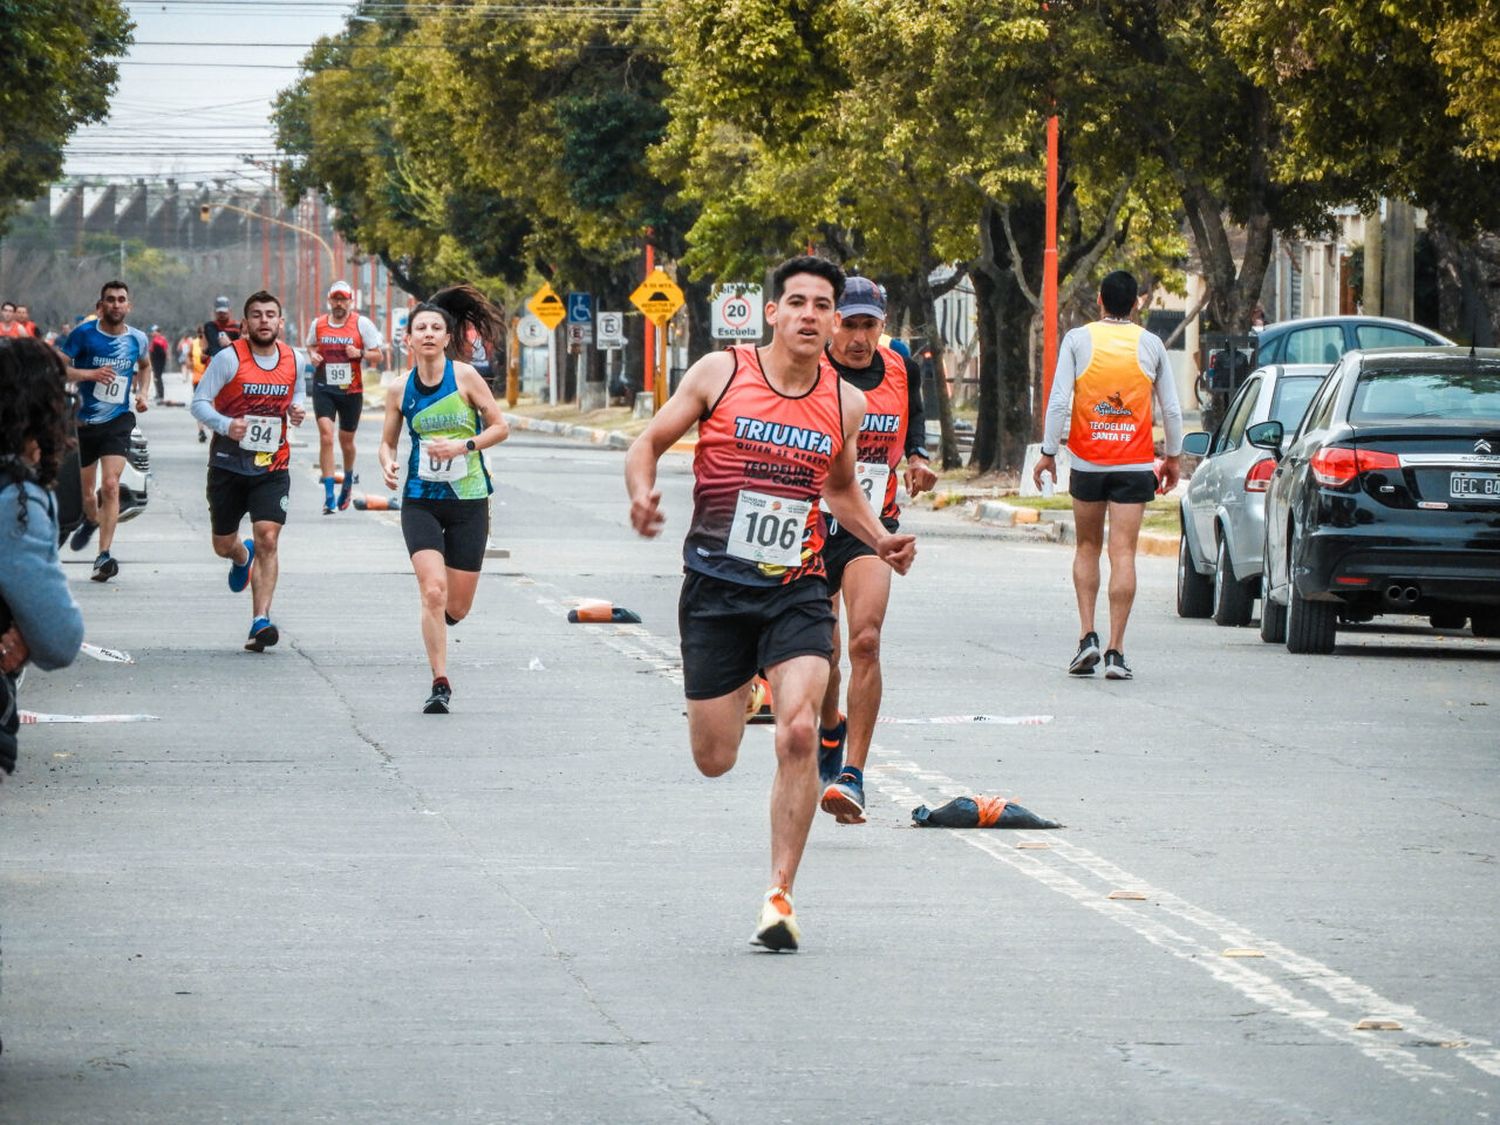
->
[418,440,466,482]
[94,372,129,405]
[727,489,810,568]
[240,414,281,453]
[324,361,353,387]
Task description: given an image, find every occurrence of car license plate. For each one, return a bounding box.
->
[1450,471,1500,499]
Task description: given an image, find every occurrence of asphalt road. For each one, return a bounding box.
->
[3,374,1498,1123]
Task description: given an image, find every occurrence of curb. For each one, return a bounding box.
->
[965,499,1176,555]
[502,413,633,450]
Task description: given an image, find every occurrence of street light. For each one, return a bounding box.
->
[200,200,335,270]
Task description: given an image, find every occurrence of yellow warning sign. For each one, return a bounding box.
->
[630,267,685,328]
[527,283,566,330]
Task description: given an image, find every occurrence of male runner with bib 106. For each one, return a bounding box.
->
[191,291,307,652]
[626,256,916,952]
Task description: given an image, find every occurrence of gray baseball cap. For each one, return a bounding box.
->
[837,276,886,320]
[214,295,230,310]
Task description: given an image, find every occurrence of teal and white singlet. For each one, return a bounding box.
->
[401,359,492,501]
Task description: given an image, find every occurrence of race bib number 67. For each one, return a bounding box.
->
[727,489,810,568]
[418,440,466,482]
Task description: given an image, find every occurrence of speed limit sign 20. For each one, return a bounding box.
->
[710,285,764,340]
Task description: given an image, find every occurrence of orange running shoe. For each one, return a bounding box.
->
[744,675,774,723]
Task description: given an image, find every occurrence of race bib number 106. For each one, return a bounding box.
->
[727,489,810,568]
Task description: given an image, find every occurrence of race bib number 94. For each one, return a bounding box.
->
[240,414,281,453]
[727,489,810,568]
[324,361,353,387]
[418,441,466,482]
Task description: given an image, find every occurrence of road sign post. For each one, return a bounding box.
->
[630,267,686,412]
[710,284,763,340]
[527,284,566,403]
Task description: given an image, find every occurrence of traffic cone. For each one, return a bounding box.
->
[352,493,401,511]
[566,600,642,624]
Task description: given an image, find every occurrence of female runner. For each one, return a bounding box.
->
[378,286,509,713]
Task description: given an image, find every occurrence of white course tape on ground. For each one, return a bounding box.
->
[878,714,1053,725]
[80,642,135,664]
[19,711,159,724]
[866,749,1500,1096]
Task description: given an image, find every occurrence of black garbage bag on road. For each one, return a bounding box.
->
[912,795,1062,830]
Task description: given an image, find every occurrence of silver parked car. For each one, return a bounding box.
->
[1177,364,1327,625]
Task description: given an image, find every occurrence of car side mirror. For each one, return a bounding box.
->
[1246,420,1284,454]
[1182,431,1211,457]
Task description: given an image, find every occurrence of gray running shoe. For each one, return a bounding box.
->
[1068,631,1101,675]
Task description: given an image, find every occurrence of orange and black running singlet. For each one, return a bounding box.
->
[209,339,298,474]
[685,344,845,586]
[852,343,909,521]
[311,314,364,395]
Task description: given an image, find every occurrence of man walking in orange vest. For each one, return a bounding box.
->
[1032,271,1183,680]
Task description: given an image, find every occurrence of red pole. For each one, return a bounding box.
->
[274,176,283,306]
[311,196,322,309]
[261,191,270,291]
[384,266,393,367]
[643,242,655,396]
[1042,113,1060,409]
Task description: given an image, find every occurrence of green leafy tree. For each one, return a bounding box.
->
[1220,0,1500,341]
[0,0,132,233]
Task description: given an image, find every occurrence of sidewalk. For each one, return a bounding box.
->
[497,399,1180,553]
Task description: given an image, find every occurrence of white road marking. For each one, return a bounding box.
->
[514,573,1500,1101]
[871,751,1500,1094]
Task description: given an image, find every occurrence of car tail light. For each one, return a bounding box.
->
[1310,447,1401,487]
[1244,457,1275,493]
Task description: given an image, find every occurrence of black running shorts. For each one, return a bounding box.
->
[313,384,363,432]
[678,570,835,700]
[207,467,290,536]
[77,412,135,468]
[400,496,489,572]
[822,515,899,595]
[1069,468,1158,504]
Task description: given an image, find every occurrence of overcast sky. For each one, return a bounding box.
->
[63,1,352,190]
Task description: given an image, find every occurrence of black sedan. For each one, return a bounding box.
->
[1253,346,1500,653]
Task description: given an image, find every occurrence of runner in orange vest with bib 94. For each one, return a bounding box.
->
[1033,270,1183,680]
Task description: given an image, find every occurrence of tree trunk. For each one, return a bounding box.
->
[970,200,1044,474]
[1429,220,1497,345]
[911,269,961,469]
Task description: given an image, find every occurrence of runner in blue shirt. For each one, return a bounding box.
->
[57,280,151,582]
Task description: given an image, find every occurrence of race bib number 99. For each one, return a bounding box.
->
[240,414,281,453]
[94,372,129,405]
[727,489,810,568]
[418,440,466,482]
[324,361,353,387]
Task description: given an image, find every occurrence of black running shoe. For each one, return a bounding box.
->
[1068,631,1101,675]
[91,552,119,583]
[423,682,452,714]
[70,518,98,552]
[1103,649,1133,680]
